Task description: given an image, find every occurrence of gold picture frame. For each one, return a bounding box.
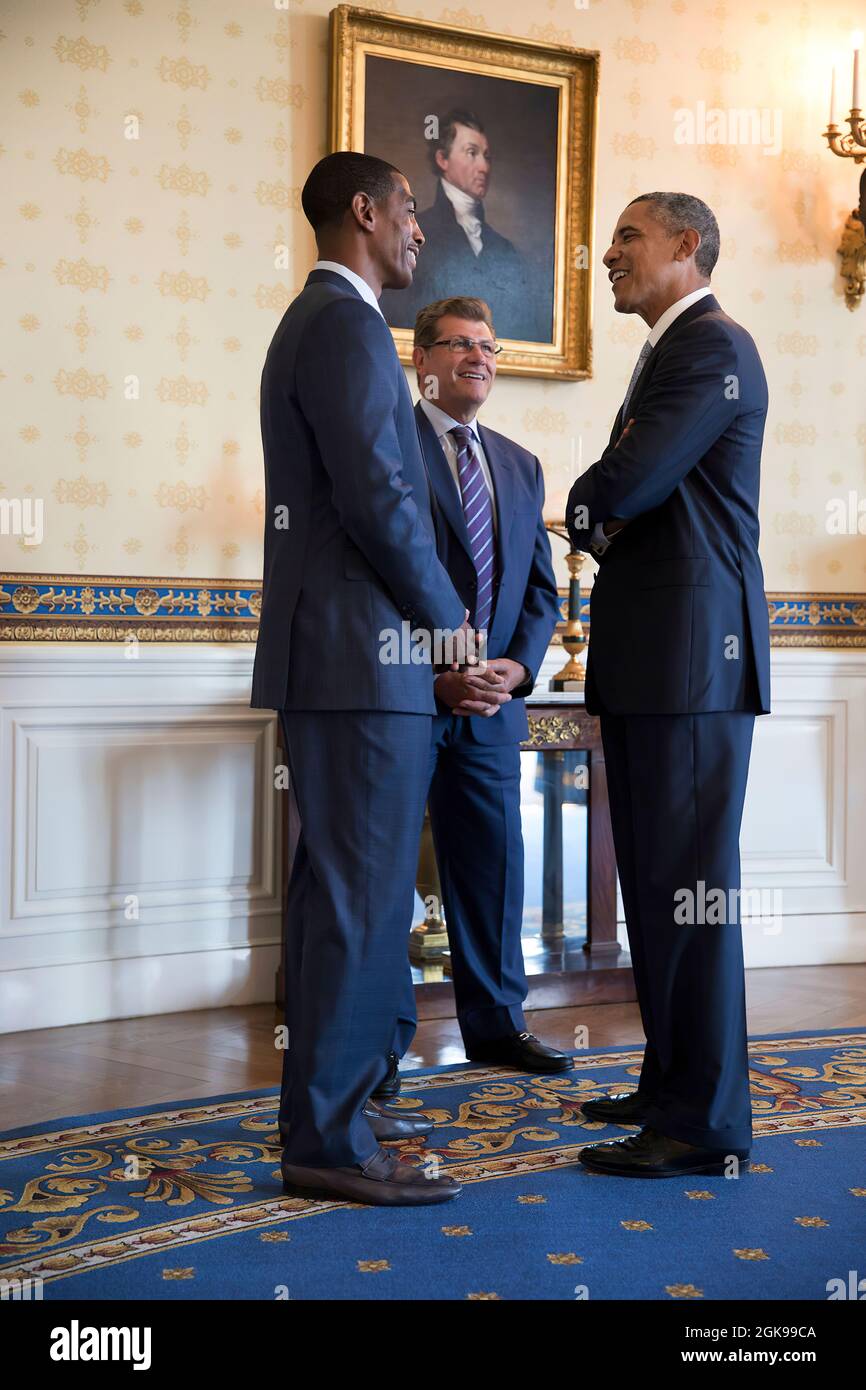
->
[329,5,599,381]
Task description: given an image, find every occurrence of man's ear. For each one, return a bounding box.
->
[677,226,701,262]
[349,190,376,233]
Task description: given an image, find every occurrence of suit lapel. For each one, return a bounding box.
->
[414,403,474,563]
[608,294,721,438]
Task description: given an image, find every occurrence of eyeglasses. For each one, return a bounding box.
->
[424,336,502,356]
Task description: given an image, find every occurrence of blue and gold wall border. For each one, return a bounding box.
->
[765,593,866,647]
[0,574,260,642]
[1,576,864,646]
[552,590,866,649]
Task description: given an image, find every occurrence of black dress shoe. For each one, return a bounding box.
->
[281,1146,461,1206]
[578,1126,750,1178]
[371,1051,401,1100]
[466,1031,572,1074]
[580,1091,649,1125]
[277,1100,432,1148]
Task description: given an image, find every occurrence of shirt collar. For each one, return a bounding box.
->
[418,395,481,444]
[312,260,383,317]
[647,285,713,347]
[439,177,482,221]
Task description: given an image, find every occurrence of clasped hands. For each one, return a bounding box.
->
[436,621,525,719]
[435,658,525,717]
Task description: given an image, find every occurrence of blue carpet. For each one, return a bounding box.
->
[1,1029,864,1300]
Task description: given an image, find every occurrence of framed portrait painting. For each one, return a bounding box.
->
[329,6,599,381]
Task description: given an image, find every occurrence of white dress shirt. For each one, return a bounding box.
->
[417,396,497,534]
[589,285,715,554]
[439,178,484,257]
[312,259,383,316]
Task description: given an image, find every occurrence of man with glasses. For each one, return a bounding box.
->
[375,296,566,1091]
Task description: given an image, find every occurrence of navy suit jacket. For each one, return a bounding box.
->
[415,401,560,744]
[566,294,771,717]
[251,270,464,713]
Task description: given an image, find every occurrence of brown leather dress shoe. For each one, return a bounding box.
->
[362,1100,434,1139]
[281,1146,461,1206]
[278,1101,433,1148]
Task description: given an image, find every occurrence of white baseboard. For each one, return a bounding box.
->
[1,942,281,1034]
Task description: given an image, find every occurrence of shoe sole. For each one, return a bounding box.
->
[371,1129,434,1141]
[578,1154,750,1178]
[281,1178,461,1206]
[279,1125,433,1144]
[579,1107,647,1125]
[467,1058,573,1073]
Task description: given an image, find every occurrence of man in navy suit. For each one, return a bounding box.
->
[566,192,770,1178]
[251,152,470,1206]
[377,296,564,1087]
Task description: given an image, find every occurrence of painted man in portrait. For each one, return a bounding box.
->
[380,108,551,343]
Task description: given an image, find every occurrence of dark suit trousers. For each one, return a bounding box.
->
[600,710,755,1151]
[393,714,528,1057]
[278,709,432,1168]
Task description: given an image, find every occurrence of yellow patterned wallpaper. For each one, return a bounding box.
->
[2,0,865,592]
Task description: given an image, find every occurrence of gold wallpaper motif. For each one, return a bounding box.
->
[1,0,865,593]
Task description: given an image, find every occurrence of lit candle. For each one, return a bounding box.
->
[854,31,864,109]
[830,64,837,124]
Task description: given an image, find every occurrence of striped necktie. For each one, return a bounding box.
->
[449,424,496,633]
[620,338,652,423]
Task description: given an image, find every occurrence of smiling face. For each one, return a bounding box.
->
[371,172,425,291]
[435,123,491,201]
[413,315,496,422]
[603,199,704,327]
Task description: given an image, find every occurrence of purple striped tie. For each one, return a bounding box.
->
[450,424,496,633]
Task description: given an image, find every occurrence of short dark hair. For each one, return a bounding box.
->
[414,296,494,347]
[301,151,402,233]
[428,109,486,178]
[628,192,720,278]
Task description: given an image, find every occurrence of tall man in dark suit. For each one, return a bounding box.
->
[381,296,565,1082]
[251,152,469,1206]
[566,192,770,1178]
[379,110,550,342]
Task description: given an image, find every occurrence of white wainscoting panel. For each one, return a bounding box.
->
[1,643,864,1033]
[0,645,281,1033]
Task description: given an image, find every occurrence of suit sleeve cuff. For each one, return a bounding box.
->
[590,521,611,557]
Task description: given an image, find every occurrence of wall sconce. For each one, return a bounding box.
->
[823,32,866,309]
